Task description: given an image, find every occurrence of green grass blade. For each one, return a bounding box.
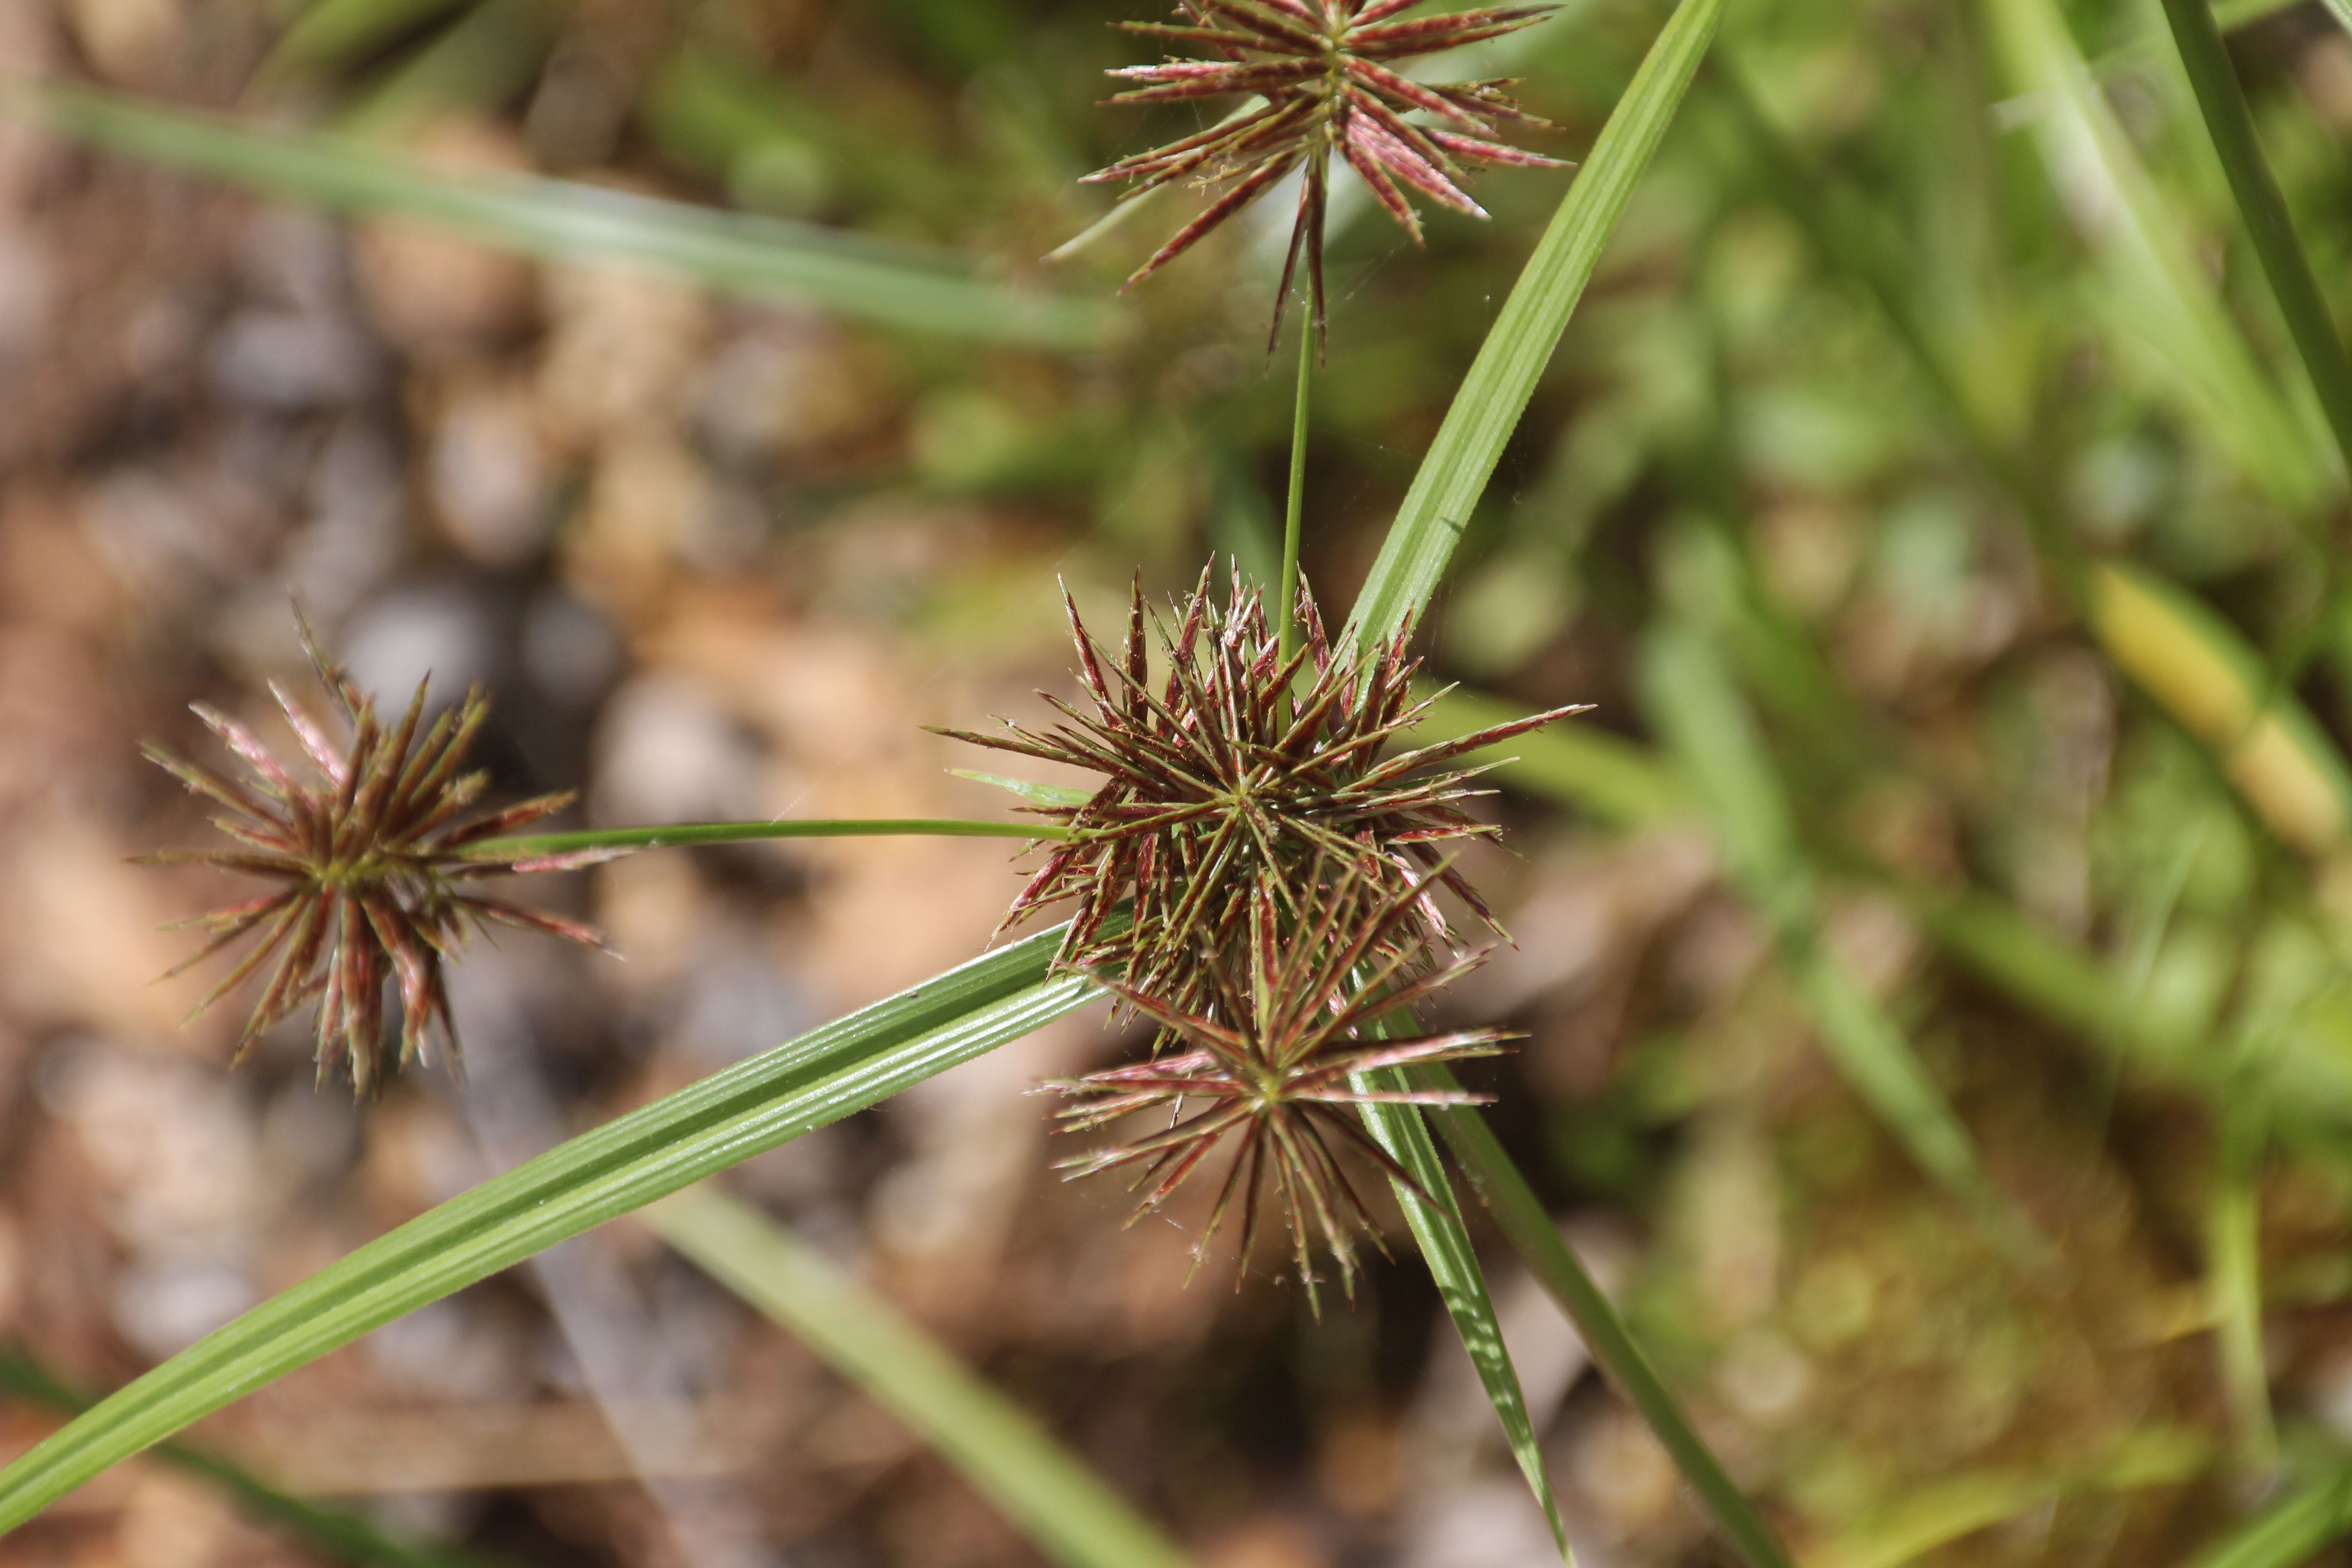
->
[1404,687,1689,831]
[334,0,561,142]
[2156,0,2352,482]
[2211,1073,2277,1467]
[1724,59,2352,843]
[645,1187,1195,1568]
[1635,627,1797,889]
[1980,0,2330,508]
[2209,0,2325,28]
[461,817,1073,859]
[0,1350,506,1568]
[2087,562,2352,854]
[1640,626,2047,1267]
[1350,690,1789,1564]
[1415,686,2156,1087]
[1402,686,2318,1127]
[1353,1072,1570,1559]
[1909,884,2352,1133]
[1421,1082,1794,1568]
[260,0,475,79]
[12,85,1114,352]
[1810,1429,2210,1568]
[1906,888,2178,1062]
[0,921,1106,1532]
[1709,65,2035,509]
[1339,0,1721,652]
[2188,1467,2352,1568]
[1784,942,2052,1271]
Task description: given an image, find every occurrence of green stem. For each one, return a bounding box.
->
[1278,301,1314,664]
[1419,1070,1795,1568]
[2155,0,2352,480]
[463,818,1072,859]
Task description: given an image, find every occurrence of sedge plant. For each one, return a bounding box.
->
[0,0,1806,1563]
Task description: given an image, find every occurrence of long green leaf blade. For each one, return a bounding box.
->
[1419,1081,1794,1568]
[1323,695,1788,1562]
[1340,0,1722,651]
[0,1350,506,1568]
[12,85,1114,351]
[1353,1072,1570,1559]
[646,1187,1196,1568]
[0,922,1104,1532]
[2156,0,2352,483]
[1323,0,1738,1523]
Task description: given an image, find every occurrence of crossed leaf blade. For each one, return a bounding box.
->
[0,924,1095,1532]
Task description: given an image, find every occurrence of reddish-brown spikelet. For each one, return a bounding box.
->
[933,560,1590,1024]
[142,621,618,1095]
[1088,0,1569,345]
[1048,854,1513,1303]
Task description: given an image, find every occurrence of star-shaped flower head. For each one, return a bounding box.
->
[142,621,617,1095]
[936,560,1588,1024]
[1091,0,1568,344]
[1050,853,1511,1302]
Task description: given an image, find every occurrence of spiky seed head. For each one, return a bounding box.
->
[142,618,619,1095]
[1047,853,1513,1305]
[935,559,1589,1027]
[1087,0,1569,347]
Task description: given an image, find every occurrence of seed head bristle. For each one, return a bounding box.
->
[1083,0,1569,346]
[142,617,621,1095]
[936,559,1591,1028]
[1046,854,1514,1305]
